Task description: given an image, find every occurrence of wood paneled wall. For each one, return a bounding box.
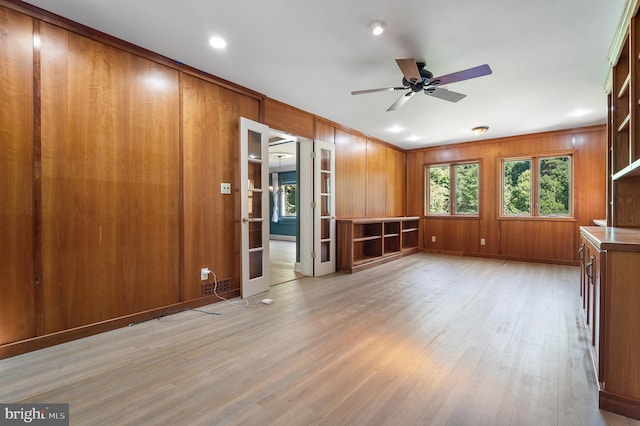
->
[0,2,407,356]
[182,74,260,301]
[406,127,607,264]
[0,3,261,354]
[331,127,406,219]
[263,98,314,139]
[0,6,35,344]
[39,22,181,334]
[264,106,408,221]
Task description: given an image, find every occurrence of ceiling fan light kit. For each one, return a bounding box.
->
[351,58,492,111]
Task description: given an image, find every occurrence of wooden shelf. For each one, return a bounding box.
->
[618,73,631,98]
[612,156,640,180]
[337,217,420,273]
[617,113,631,132]
[354,235,382,242]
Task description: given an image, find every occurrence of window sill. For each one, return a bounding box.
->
[424,215,480,220]
[497,215,577,222]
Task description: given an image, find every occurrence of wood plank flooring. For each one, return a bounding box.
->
[270,239,303,286]
[1,253,639,425]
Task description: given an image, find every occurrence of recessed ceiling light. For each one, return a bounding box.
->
[407,135,420,142]
[388,124,404,133]
[472,126,489,136]
[209,36,227,49]
[369,20,386,36]
[569,108,591,117]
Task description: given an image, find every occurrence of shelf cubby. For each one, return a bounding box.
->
[337,217,420,273]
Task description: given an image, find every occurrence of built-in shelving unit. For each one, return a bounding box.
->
[591,2,640,419]
[609,14,640,227]
[337,217,420,273]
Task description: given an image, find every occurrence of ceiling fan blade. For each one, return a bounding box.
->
[395,58,422,83]
[387,92,415,111]
[425,87,467,103]
[351,86,406,95]
[429,64,492,86]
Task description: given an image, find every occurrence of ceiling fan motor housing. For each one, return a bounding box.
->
[402,67,434,92]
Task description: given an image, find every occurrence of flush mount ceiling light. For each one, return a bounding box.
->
[472,126,489,136]
[369,20,386,36]
[209,36,227,49]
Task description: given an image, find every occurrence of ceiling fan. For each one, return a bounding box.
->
[351,58,492,111]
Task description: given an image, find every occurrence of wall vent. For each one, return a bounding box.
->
[202,278,232,297]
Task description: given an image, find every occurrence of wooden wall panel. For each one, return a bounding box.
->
[500,221,576,262]
[335,129,366,218]
[40,23,180,333]
[314,120,335,144]
[613,176,640,227]
[0,8,35,344]
[366,140,387,217]
[263,98,313,139]
[385,146,405,217]
[182,74,260,300]
[423,219,480,253]
[406,126,607,263]
[405,150,425,217]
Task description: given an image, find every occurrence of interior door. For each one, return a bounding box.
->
[313,140,336,276]
[240,117,270,298]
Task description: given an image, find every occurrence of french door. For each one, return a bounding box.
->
[313,140,336,276]
[239,117,270,298]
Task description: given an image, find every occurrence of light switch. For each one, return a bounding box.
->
[221,183,231,194]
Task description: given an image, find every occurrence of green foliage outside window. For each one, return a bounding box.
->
[502,156,571,217]
[427,162,479,216]
[503,160,531,215]
[281,184,296,216]
[429,166,450,214]
[538,157,570,215]
[455,163,479,214]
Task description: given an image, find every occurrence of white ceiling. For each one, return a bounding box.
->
[23,0,626,149]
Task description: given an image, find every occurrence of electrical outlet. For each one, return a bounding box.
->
[220,183,231,194]
[431,236,436,243]
[481,238,486,246]
[200,268,210,281]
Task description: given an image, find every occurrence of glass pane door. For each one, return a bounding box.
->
[240,118,270,297]
[314,140,335,276]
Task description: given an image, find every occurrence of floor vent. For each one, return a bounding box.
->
[202,278,232,297]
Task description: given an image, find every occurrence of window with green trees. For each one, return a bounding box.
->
[426,162,479,216]
[281,183,297,216]
[502,155,571,217]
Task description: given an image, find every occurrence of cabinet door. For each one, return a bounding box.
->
[584,240,603,382]
[591,248,604,382]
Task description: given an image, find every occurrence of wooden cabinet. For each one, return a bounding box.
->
[337,217,419,273]
[579,226,640,420]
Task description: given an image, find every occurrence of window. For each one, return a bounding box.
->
[280,183,296,217]
[502,155,571,217]
[425,162,479,216]
[428,165,450,214]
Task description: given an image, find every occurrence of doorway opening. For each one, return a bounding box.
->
[268,130,305,286]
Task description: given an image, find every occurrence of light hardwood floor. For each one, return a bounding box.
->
[1,253,638,425]
[270,239,303,286]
